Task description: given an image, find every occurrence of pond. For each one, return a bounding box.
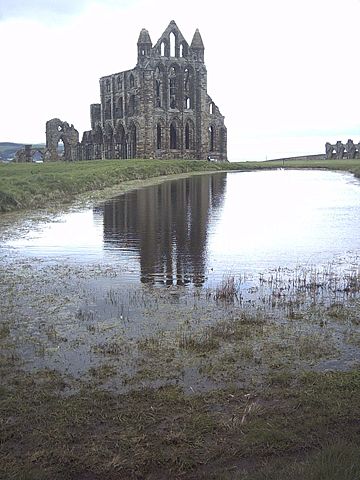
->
[4,169,360,287]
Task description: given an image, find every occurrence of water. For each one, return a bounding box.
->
[4,169,360,287]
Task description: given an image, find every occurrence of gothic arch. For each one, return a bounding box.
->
[169,118,180,150]
[168,63,180,109]
[155,117,166,151]
[154,63,166,108]
[159,38,168,56]
[184,119,195,150]
[128,121,139,158]
[115,122,126,159]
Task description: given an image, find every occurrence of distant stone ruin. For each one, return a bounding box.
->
[45,20,227,162]
[45,118,80,162]
[325,139,360,159]
[15,145,44,163]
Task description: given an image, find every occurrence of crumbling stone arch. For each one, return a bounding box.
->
[46,118,79,161]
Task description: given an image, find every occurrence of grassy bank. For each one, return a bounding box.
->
[1,157,360,212]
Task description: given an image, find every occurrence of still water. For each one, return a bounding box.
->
[5,169,360,287]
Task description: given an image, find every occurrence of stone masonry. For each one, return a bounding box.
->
[46,20,227,162]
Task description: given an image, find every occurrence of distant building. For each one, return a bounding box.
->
[46,20,227,162]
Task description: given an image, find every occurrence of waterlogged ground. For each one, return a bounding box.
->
[1,249,360,394]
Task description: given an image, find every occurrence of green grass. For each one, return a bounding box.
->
[1,366,359,479]
[1,157,360,212]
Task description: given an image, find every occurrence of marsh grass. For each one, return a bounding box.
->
[215,275,239,302]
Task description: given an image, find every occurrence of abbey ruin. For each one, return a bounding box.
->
[44,20,227,162]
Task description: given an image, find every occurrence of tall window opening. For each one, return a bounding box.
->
[185,124,190,149]
[161,41,166,56]
[170,123,177,149]
[129,95,136,116]
[106,80,110,93]
[157,124,162,149]
[169,67,177,108]
[210,102,214,114]
[209,126,215,152]
[57,139,64,157]
[155,66,163,107]
[117,77,122,91]
[129,74,134,88]
[105,99,111,120]
[184,67,193,110]
[170,32,176,57]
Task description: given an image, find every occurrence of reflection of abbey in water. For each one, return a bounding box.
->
[97,174,227,285]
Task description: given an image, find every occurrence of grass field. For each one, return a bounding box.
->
[1,157,360,212]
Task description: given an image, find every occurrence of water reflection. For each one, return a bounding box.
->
[95,173,227,286]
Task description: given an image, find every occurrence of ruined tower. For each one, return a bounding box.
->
[79,20,227,161]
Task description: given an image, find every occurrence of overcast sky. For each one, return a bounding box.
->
[1,0,360,161]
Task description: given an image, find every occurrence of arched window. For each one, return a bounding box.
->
[209,126,215,152]
[161,41,166,56]
[155,66,162,107]
[105,99,111,120]
[117,77,122,91]
[170,122,177,149]
[129,74,135,88]
[129,95,136,116]
[170,32,176,57]
[210,102,215,114]
[184,67,193,110]
[169,67,177,108]
[57,139,64,157]
[157,124,162,149]
[180,42,188,57]
[185,124,190,150]
[106,80,110,93]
